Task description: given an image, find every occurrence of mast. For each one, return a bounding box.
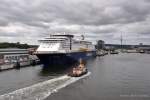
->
[120,33,123,51]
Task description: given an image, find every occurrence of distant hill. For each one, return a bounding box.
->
[0,42,38,49]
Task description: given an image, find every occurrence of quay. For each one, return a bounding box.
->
[0,48,40,71]
[95,40,150,57]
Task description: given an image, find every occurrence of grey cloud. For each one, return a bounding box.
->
[0,32,22,37]
[1,0,149,27]
[0,0,148,26]
[0,0,150,44]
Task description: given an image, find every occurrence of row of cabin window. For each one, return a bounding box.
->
[41,44,56,48]
[40,41,64,43]
[5,55,29,60]
[72,39,92,44]
[40,40,92,44]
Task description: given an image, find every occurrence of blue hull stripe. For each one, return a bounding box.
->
[36,51,96,67]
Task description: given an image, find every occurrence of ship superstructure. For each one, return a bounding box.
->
[35,33,96,67]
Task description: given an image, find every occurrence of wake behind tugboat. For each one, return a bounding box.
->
[0,71,91,100]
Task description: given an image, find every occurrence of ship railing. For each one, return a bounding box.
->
[35,50,69,54]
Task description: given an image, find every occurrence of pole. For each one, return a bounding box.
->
[121,33,123,52]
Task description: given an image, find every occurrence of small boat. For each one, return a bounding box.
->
[110,51,119,54]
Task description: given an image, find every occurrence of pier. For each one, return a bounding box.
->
[0,48,40,71]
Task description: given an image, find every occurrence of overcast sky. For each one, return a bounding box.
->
[0,0,150,45]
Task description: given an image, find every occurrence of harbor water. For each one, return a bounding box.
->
[0,53,150,100]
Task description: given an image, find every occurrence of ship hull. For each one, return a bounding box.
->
[36,51,96,68]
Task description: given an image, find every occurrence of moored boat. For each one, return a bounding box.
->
[110,50,119,54]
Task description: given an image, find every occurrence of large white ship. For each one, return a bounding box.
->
[35,33,96,67]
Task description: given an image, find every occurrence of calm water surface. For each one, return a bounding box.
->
[46,53,150,100]
[0,53,150,100]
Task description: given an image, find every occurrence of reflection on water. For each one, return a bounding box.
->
[39,65,72,77]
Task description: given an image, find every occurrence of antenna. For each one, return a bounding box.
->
[121,34,122,45]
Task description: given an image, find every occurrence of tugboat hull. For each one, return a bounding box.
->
[68,68,88,77]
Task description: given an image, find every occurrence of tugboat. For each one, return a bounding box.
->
[68,59,88,77]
